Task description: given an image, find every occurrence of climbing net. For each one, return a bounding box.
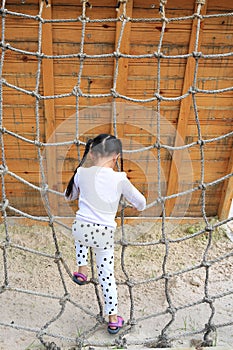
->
[0,0,233,349]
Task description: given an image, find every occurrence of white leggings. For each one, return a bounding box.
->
[72,220,118,315]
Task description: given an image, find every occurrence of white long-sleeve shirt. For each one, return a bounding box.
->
[65,166,146,228]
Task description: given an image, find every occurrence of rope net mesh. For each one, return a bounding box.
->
[0,0,233,349]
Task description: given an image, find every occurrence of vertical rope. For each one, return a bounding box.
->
[0,0,10,288]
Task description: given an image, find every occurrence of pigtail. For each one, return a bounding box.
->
[65,138,93,197]
[120,144,124,172]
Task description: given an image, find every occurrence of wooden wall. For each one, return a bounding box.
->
[0,0,232,220]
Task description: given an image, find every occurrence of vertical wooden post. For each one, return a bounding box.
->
[114,0,133,96]
[40,1,58,213]
[112,0,133,139]
[218,149,233,220]
[166,0,207,216]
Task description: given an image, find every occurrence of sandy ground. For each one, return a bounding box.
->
[0,219,233,350]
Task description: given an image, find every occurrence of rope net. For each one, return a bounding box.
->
[0,0,233,349]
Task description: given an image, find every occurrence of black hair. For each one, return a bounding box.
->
[65,134,123,197]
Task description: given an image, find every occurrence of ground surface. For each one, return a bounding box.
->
[0,219,233,350]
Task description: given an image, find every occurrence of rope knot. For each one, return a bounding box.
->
[197,139,205,146]
[203,296,214,304]
[201,260,211,267]
[154,141,161,149]
[81,0,92,8]
[205,225,213,232]
[0,126,6,134]
[34,140,43,148]
[116,0,128,12]
[78,52,86,60]
[194,13,203,20]
[42,0,50,7]
[49,216,55,226]
[157,196,165,204]
[74,138,81,146]
[113,50,121,58]
[0,8,7,17]
[128,318,137,326]
[156,334,171,348]
[0,164,8,175]
[154,92,162,101]
[96,314,105,324]
[75,338,84,349]
[199,183,206,191]
[120,238,129,247]
[59,293,70,305]
[35,15,43,22]
[54,252,62,263]
[192,51,202,58]
[90,277,98,285]
[167,306,176,314]
[161,16,169,24]
[72,86,83,97]
[31,91,41,99]
[111,88,119,98]
[40,183,49,195]
[114,335,127,349]
[189,86,197,94]
[0,198,9,211]
[1,42,10,51]
[202,323,217,347]
[126,279,135,287]
[154,51,163,58]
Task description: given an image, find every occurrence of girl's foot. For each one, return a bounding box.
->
[108,316,124,334]
[73,266,88,285]
[73,272,87,285]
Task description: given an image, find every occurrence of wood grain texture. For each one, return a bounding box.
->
[1,0,232,219]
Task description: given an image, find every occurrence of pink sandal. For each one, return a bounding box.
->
[73,272,88,285]
[108,316,124,334]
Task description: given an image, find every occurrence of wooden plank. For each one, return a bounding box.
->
[114,0,133,96]
[1,0,232,219]
[41,0,57,201]
[41,0,55,137]
[218,145,233,220]
[166,0,208,216]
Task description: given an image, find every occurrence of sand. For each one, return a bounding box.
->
[0,219,233,350]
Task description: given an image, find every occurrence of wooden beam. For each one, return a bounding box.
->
[41,1,55,141]
[112,0,133,140]
[218,147,233,220]
[166,0,208,216]
[114,0,133,96]
[40,1,58,212]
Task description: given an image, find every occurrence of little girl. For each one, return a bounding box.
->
[65,134,146,334]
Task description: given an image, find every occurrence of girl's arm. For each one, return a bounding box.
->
[121,175,146,211]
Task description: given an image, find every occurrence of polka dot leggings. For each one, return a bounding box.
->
[73,220,118,316]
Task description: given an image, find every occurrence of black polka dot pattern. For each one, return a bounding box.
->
[72,220,115,249]
[95,249,117,315]
[75,243,88,266]
[72,220,118,315]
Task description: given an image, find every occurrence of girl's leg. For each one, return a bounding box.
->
[94,247,118,318]
[75,241,88,278]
